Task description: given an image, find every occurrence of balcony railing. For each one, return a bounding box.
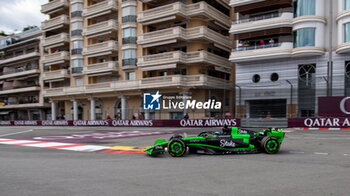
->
[230,42,294,63]
[234,43,282,51]
[83,19,118,37]
[233,13,281,24]
[230,12,294,34]
[0,67,40,80]
[138,26,231,49]
[0,52,40,65]
[138,1,230,27]
[72,67,83,74]
[41,15,69,31]
[138,51,231,69]
[41,0,68,14]
[83,41,118,56]
[42,51,70,65]
[83,0,118,18]
[0,86,41,95]
[42,69,70,81]
[43,75,234,97]
[84,61,118,74]
[43,33,69,48]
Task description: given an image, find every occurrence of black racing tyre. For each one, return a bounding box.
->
[167,139,187,157]
[169,134,183,141]
[261,136,280,154]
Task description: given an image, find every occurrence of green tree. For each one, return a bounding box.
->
[0,31,7,36]
[22,25,38,32]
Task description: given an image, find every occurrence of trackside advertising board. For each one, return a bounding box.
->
[0,119,240,127]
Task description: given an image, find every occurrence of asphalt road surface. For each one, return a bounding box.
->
[0,126,349,196]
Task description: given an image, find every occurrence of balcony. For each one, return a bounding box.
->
[229,0,266,7]
[336,42,350,54]
[42,51,70,65]
[0,69,40,80]
[0,102,49,109]
[229,42,293,63]
[83,19,118,37]
[42,33,69,48]
[83,41,118,57]
[230,12,293,34]
[41,15,69,31]
[42,69,70,81]
[43,75,233,97]
[0,52,40,65]
[138,26,231,50]
[292,47,325,57]
[83,0,118,19]
[84,61,118,75]
[138,1,230,28]
[0,86,41,96]
[138,51,231,69]
[41,0,69,14]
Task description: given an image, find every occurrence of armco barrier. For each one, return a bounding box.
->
[0,119,240,127]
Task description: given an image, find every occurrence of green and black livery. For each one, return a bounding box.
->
[145,127,285,157]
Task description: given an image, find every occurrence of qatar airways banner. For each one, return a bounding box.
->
[289,118,350,128]
[318,96,350,117]
[0,119,240,127]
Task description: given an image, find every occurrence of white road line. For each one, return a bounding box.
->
[21,142,74,148]
[344,154,350,156]
[289,151,305,154]
[0,140,35,144]
[314,152,329,155]
[61,145,108,152]
[0,129,33,137]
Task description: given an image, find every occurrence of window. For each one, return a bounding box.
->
[123,28,136,38]
[122,6,136,16]
[294,28,316,48]
[295,0,315,17]
[75,77,83,86]
[95,100,103,120]
[72,59,83,73]
[72,22,83,30]
[344,23,350,43]
[299,64,316,87]
[345,0,350,10]
[123,49,136,59]
[122,28,137,44]
[72,3,83,11]
[72,41,83,49]
[72,59,83,67]
[345,61,350,95]
[122,6,137,23]
[125,71,136,80]
[271,73,279,82]
[252,74,260,83]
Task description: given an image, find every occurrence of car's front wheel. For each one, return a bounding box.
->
[167,139,187,157]
[261,136,280,154]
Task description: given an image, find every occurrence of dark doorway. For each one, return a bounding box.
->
[249,99,287,118]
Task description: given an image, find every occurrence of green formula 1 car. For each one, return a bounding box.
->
[145,127,285,157]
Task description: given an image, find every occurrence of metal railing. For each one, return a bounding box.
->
[234,43,282,51]
[233,12,281,24]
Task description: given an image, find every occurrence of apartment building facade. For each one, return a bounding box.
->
[230,0,348,118]
[41,0,234,120]
[0,28,50,120]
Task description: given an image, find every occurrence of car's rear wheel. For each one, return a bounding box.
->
[167,139,187,157]
[261,136,280,154]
